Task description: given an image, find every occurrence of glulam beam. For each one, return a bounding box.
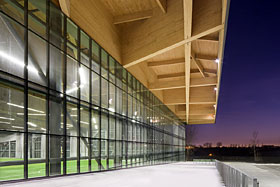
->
[113,10,153,24]
[156,0,167,13]
[123,24,224,68]
[59,0,70,17]
[147,58,185,67]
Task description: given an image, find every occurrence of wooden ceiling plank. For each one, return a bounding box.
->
[190,76,217,87]
[59,0,70,17]
[156,0,167,13]
[149,79,185,91]
[123,24,224,68]
[113,10,153,24]
[147,58,185,67]
[163,88,186,105]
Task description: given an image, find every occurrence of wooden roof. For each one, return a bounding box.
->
[60,0,230,124]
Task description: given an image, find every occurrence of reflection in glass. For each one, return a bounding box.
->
[28,0,46,38]
[0,131,24,181]
[101,78,108,108]
[50,3,64,50]
[91,109,100,138]
[101,111,108,139]
[91,71,100,106]
[28,31,47,86]
[66,136,77,174]
[80,138,89,173]
[101,49,108,78]
[49,45,64,93]
[80,31,89,67]
[66,101,78,136]
[0,82,24,132]
[66,56,78,98]
[28,90,46,133]
[80,105,89,137]
[0,13,25,78]
[80,65,90,102]
[28,134,46,178]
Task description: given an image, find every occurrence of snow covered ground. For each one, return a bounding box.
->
[2,162,225,187]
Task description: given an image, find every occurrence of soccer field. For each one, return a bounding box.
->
[0,158,114,181]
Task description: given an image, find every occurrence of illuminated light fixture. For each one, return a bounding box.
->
[0,121,11,124]
[94,125,98,130]
[0,116,15,121]
[70,114,77,117]
[131,119,136,123]
[134,111,137,116]
[0,51,38,74]
[92,118,97,124]
[214,87,217,91]
[71,108,83,111]
[17,113,45,116]
[80,121,89,125]
[12,126,24,129]
[7,103,44,113]
[66,124,73,128]
[41,128,46,131]
[109,98,112,105]
[27,122,37,127]
[213,104,216,109]
[108,107,115,112]
[215,58,220,63]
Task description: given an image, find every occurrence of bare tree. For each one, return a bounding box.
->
[251,130,259,162]
[216,142,223,147]
[185,125,197,161]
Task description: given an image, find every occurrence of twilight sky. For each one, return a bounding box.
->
[192,0,280,146]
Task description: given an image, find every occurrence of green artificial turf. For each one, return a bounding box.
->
[0,158,115,181]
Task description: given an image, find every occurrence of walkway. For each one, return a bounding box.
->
[2,162,224,187]
[227,162,280,187]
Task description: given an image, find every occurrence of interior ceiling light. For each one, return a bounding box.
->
[7,103,44,113]
[0,116,15,121]
[27,122,37,127]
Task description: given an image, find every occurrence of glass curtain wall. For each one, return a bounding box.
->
[0,0,186,182]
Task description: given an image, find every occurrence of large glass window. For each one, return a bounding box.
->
[0,2,186,182]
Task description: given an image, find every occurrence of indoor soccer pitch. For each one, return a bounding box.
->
[0,158,115,181]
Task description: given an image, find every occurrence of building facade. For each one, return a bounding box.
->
[0,0,185,182]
